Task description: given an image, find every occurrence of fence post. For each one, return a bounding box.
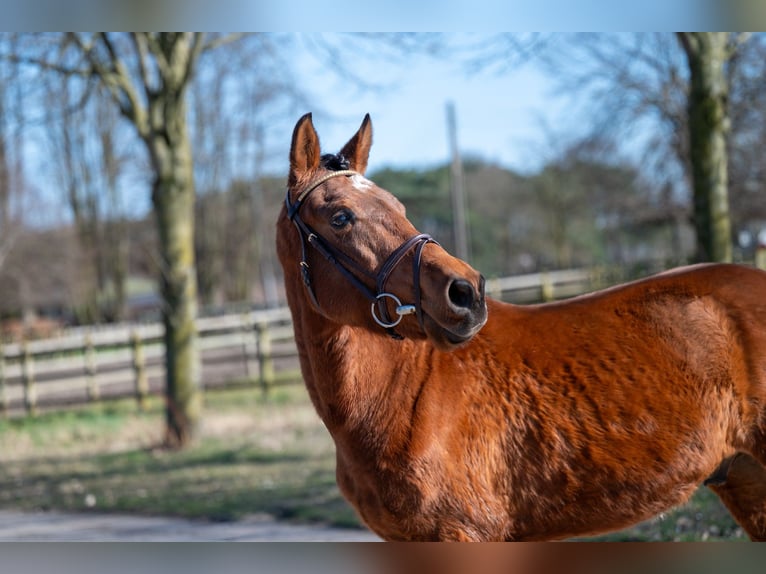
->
[487,277,501,300]
[0,347,7,417]
[131,330,149,410]
[241,313,252,379]
[21,341,37,416]
[84,333,100,402]
[541,272,555,302]
[255,322,274,394]
[756,245,766,271]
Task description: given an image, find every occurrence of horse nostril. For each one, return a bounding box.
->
[448,279,476,310]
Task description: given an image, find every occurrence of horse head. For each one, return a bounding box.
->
[277,113,487,350]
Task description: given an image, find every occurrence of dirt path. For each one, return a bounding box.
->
[0,510,381,541]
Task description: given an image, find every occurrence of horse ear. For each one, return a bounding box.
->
[339,114,373,175]
[289,113,321,187]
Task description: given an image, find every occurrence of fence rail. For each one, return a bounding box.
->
[0,269,598,417]
[0,307,298,417]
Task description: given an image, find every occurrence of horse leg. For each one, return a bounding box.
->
[705,453,766,541]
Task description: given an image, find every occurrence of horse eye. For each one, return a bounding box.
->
[331,209,354,229]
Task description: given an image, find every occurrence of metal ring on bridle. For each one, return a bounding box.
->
[371,293,416,328]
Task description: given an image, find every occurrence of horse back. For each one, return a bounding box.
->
[494,263,766,399]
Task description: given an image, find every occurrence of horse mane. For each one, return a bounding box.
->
[320,153,350,171]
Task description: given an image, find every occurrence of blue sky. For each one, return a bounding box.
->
[22,33,635,225]
[294,57,560,174]
[282,39,574,177]
[22,34,576,225]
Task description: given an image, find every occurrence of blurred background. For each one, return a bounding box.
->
[2,33,765,329]
[0,32,765,542]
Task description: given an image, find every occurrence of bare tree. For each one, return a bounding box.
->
[95,90,130,321]
[188,34,304,307]
[4,32,315,446]
[562,32,751,263]
[0,34,25,276]
[190,57,228,306]
[727,34,766,234]
[463,33,758,263]
[60,32,245,447]
[43,74,127,323]
[676,33,735,262]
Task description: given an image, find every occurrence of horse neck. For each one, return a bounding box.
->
[288,286,430,458]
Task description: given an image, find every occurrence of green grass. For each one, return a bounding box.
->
[0,385,361,528]
[0,385,751,539]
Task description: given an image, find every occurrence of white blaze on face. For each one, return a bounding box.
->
[350,174,373,192]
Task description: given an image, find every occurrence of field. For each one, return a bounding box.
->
[0,386,358,528]
[0,384,749,541]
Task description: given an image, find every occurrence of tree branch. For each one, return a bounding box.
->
[728,32,752,58]
[0,51,89,76]
[130,32,154,98]
[68,32,149,139]
[143,33,173,87]
[202,32,249,53]
[676,32,698,59]
[180,33,205,90]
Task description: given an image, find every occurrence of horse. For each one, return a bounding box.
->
[276,112,766,541]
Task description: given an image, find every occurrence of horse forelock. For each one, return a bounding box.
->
[320,153,350,171]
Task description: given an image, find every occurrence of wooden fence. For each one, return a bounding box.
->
[0,307,298,417]
[0,268,597,417]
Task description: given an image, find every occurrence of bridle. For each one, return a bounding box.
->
[285,169,438,339]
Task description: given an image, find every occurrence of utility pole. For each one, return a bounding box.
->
[446,101,470,263]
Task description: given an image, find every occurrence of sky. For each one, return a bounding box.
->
[288,43,567,176]
[7,0,758,225]
[19,33,651,225]
[18,34,577,226]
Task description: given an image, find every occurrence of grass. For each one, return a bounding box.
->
[0,385,750,540]
[0,385,361,529]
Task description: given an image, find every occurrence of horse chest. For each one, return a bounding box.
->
[333,423,515,541]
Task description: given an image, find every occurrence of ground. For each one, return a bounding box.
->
[0,509,380,541]
[0,385,750,542]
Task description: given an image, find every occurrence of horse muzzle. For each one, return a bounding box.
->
[425,273,487,350]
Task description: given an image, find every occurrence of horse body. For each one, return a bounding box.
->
[277,113,766,541]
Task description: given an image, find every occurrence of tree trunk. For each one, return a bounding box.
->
[31,32,209,448]
[148,99,201,449]
[678,32,732,263]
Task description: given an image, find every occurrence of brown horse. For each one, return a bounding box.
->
[276,112,766,541]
